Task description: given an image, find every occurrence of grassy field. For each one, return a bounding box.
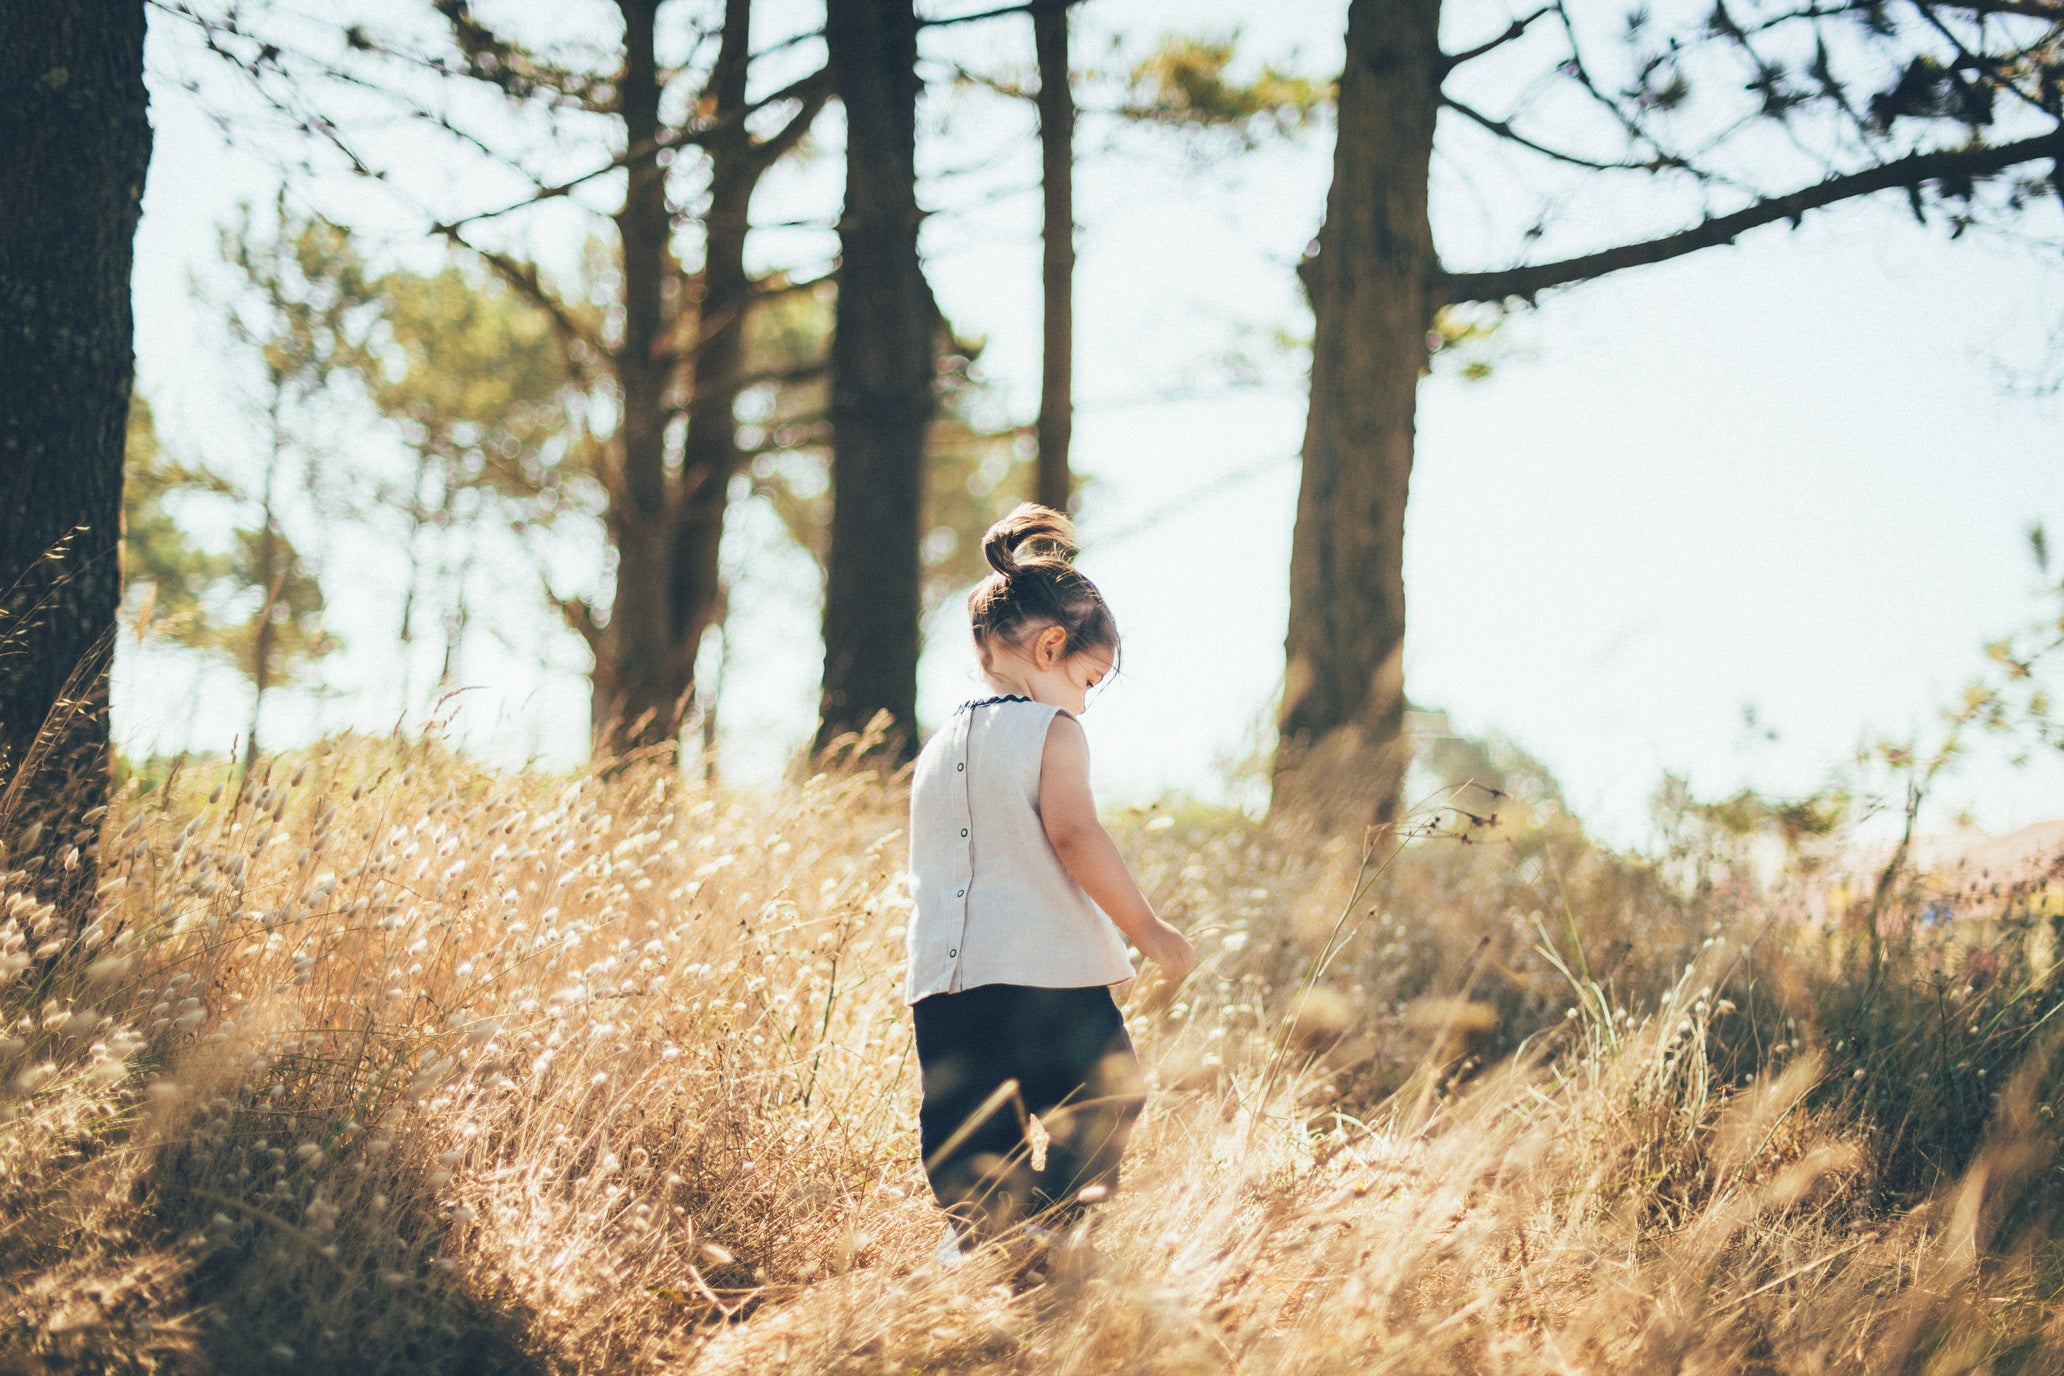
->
[1,734,2061,1374]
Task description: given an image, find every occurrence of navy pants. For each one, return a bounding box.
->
[912,983,1145,1230]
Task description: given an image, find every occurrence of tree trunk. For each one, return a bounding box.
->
[599,0,808,764]
[669,0,755,756]
[818,0,936,761]
[1032,0,1074,513]
[1272,0,1442,833]
[0,0,151,924]
[596,0,690,756]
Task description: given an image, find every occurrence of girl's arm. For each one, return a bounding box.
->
[1039,714,1197,977]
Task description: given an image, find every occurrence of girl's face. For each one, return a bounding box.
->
[986,623,1114,715]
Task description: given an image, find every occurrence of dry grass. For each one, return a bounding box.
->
[1,734,2061,1374]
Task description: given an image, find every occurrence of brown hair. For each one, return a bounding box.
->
[968,503,1120,669]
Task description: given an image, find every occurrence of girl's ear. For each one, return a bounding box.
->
[1036,623,1066,668]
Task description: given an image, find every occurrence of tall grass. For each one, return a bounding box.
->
[0,734,2060,1373]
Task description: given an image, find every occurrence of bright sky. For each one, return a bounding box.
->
[121,0,2064,848]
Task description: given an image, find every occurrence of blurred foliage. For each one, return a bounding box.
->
[219,201,374,407]
[335,248,599,697]
[354,258,594,532]
[121,395,338,695]
[120,199,356,714]
[1842,528,2064,832]
[1651,773,1850,853]
[121,394,234,642]
[1120,34,1332,148]
[215,202,355,712]
[1425,302,1505,381]
[217,526,337,685]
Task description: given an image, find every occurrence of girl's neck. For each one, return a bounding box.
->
[980,669,1033,700]
[980,665,1084,714]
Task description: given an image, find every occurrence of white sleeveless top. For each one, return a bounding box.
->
[903,695,1137,1003]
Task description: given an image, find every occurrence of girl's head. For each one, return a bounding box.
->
[968,503,1119,713]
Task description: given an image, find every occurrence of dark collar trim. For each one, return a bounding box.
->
[957,693,1032,713]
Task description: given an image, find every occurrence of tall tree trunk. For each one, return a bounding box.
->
[0,1,151,924]
[1032,0,1074,513]
[818,0,936,761]
[669,0,754,756]
[1272,0,1442,833]
[596,0,688,756]
[599,0,813,763]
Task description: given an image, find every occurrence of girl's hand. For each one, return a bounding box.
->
[1137,919,1196,981]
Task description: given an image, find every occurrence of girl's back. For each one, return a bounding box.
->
[905,694,1134,1004]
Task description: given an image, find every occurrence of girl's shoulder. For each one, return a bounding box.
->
[966,695,1077,741]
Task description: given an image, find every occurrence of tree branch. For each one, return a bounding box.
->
[1733,0,2064,32]
[427,0,615,112]
[1548,3,1700,176]
[920,2,1039,28]
[433,67,832,233]
[156,1,569,195]
[748,26,828,63]
[1442,96,1674,172]
[1441,127,2064,303]
[747,75,833,174]
[1749,0,2064,20]
[550,587,610,667]
[1961,0,2064,16]
[1910,2,2054,121]
[1441,6,1554,71]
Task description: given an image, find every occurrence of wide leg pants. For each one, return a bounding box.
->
[911,983,1145,1230]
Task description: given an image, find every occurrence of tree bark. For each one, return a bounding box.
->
[1272,0,1442,832]
[594,0,687,756]
[0,0,151,923]
[818,0,937,761]
[1032,0,1074,513]
[668,0,755,754]
[596,0,825,762]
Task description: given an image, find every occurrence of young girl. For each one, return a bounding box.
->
[905,503,1196,1263]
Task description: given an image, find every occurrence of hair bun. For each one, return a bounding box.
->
[967,502,1118,666]
[982,502,1078,579]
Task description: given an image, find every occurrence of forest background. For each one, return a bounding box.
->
[121,0,2064,848]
